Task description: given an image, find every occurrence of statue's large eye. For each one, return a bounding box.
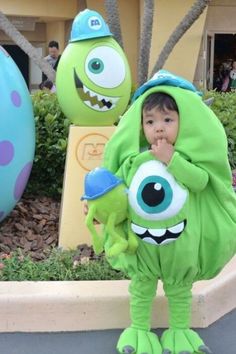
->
[128,160,188,221]
[85,46,126,88]
[88,58,104,74]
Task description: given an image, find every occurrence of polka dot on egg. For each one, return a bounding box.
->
[11,90,21,107]
[14,161,33,200]
[0,211,5,221]
[0,140,14,165]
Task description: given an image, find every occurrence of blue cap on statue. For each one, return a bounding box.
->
[70,9,113,42]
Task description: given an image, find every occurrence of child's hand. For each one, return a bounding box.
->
[151,138,174,164]
[83,202,100,224]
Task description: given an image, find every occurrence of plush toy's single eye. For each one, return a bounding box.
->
[128,160,188,221]
[85,46,126,88]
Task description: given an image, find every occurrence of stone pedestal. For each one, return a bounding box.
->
[59,125,115,249]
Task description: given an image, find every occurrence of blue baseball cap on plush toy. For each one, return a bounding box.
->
[70,9,113,42]
[132,69,202,102]
[81,167,123,200]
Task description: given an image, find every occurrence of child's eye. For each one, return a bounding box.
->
[164,117,172,123]
[146,120,153,124]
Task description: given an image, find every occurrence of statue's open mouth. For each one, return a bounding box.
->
[131,220,187,245]
[74,69,119,112]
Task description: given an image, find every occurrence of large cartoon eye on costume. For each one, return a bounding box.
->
[85,46,126,88]
[129,160,188,221]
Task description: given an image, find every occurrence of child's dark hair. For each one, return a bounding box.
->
[142,92,179,113]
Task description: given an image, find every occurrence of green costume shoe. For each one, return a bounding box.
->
[117,277,161,354]
[161,329,211,354]
[117,327,162,354]
[161,284,211,354]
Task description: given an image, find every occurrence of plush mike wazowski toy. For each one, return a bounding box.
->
[81,167,138,258]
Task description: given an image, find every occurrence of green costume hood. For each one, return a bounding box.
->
[104,84,235,220]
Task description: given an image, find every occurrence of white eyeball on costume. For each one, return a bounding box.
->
[128,160,188,221]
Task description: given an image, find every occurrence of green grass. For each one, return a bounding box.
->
[0,248,127,281]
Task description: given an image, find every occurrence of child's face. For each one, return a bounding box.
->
[142,106,179,145]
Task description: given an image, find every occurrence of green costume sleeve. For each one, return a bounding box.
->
[167,152,209,192]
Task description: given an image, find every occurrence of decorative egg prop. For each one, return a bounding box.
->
[0,46,35,223]
[56,9,132,126]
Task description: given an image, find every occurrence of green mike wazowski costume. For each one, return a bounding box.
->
[101,70,236,354]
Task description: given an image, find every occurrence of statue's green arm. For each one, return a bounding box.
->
[167,151,209,192]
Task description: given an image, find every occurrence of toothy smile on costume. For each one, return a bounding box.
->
[83,70,236,354]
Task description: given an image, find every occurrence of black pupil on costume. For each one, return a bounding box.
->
[92,61,100,70]
[141,182,165,207]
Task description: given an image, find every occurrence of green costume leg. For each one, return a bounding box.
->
[161,283,212,354]
[129,277,157,331]
[117,277,162,354]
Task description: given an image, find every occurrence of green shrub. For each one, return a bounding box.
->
[0,248,127,281]
[203,91,236,169]
[26,91,70,198]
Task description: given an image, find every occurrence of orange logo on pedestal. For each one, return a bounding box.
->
[76,133,109,171]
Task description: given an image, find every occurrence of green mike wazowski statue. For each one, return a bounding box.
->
[56,9,131,126]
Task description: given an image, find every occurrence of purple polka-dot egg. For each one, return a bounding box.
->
[0,46,35,223]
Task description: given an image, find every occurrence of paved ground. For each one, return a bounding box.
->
[0,309,235,354]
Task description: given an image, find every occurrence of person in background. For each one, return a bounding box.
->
[42,40,61,82]
[39,79,56,93]
[229,60,236,92]
[220,60,232,92]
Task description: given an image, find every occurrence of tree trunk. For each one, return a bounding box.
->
[0,11,55,82]
[138,0,154,86]
[150,0,210,77]
[77,0,87,12]
[105,0,123,48]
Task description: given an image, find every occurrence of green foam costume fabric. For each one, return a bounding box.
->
[103,84,236,283]
[102,72,236,346]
